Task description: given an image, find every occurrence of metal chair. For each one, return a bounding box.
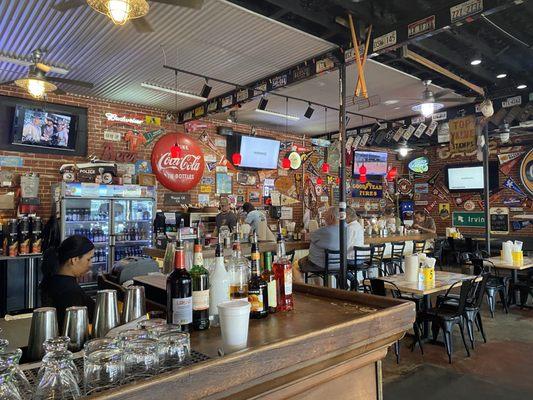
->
[349,246,373,291]
[386,242,405,275]
[413,240,426,254]
[302,249,340,288]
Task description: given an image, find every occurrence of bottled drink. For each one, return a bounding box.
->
[248,235,268,319]
[7,219,18,257]
[209,237,230,326]
[166,232,193,332]
[190,236,210,330]
[261,251,277,314]
[227,236,249,300]
[273,228,294,312]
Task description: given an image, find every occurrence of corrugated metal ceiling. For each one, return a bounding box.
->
[0,0,336,110]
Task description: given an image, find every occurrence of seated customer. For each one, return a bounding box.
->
[379,206,397,230]
[346,207,365,260]
[307,207,340,269]
[413,210,436,234]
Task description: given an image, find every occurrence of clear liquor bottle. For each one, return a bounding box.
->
[227,234,249,300]
[273,227,294,312]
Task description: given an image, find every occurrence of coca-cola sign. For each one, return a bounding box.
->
[151,133,205,192]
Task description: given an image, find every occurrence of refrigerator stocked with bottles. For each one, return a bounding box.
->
[54,182,156,287]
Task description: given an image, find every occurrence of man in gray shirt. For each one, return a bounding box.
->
[307,207,340,269]
[215,197,237,234]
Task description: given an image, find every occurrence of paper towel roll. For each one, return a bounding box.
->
[502,241,513,263]
[405,255,419,282]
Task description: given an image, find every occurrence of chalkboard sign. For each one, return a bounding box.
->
[331,186,340,206]
[489,207,509,235]
[164,193,191,206]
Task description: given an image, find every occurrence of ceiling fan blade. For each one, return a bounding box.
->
[52,0,86,11]
[132,17,154,33]
[153,0,204,9]
[36,62,69,75]
[46,76,94,88]
[0,55,32,67]
[433,89,455,99]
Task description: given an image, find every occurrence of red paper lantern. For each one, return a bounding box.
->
[386,166,398,182]
[317,177,324,185]
[232,153,242,166]
[281,158,291,169]
[359,164,367,176]
[335,177,340,184]
[321,162,330,173]
[359,175,367,184]
[170,144,181,158]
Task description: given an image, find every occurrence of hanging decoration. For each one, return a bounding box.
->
[520,148,533,197]
[321,162,330,173]
[231,153,242,166]
[288,152,302,169]
[316,177,324,185]
[397,178,413,195]
[386,166,398,182]
[358,163,367,184]
[503,177,527,198]
[281,158,291,170]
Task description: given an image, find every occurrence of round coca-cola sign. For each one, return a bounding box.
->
[151,133,205,192]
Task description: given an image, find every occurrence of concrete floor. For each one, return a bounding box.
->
[382,302,533,399]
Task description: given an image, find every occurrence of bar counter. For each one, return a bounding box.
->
[93,277,414,400]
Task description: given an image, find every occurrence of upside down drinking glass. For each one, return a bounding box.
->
[83,338,125,395]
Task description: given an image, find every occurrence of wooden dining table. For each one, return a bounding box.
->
[376,271,478,338]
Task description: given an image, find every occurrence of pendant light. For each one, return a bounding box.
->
[386,166,398,182]
[359,163,367,184]
[281,158,291,169]
[317,177,324,185]
[232,153,242,166]
[87,0,149,25]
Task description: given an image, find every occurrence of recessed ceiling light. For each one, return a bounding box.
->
[384,99,399,105]
[470,58,482,66]
[517,84,527,89]
[496,73,507,79]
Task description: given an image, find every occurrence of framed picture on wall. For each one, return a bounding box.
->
[248,190,261,204]
[216,172,232,194]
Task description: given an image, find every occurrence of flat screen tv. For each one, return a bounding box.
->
[0,95,88,156]
[226,134,280,170]
[445,162,499,192]
[353,151,388,177]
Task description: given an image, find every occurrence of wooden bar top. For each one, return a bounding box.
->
[364,232,436,245]
[90,277,415,400]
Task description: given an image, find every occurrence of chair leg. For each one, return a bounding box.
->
[413,322,423,355]
[323,273,328,288]
[394,340,400,364]
[486,292,495,318]
[465,311,476,349]
[458,319,471,357]
[431,320,440,343]
[499,288,509,314]
[476,312,487,343]
[304,273,309,284]
[442,325,453,364]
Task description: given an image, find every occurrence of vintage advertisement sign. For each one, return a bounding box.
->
[450,0,483,23]
[439,203,450,219]
[520,148,533,197]
[351,180,383,198]
[151,133,205,192]
[449,115,476,154]
[452,211,486,227]
[373,30,397,52]
[408,156,430,173]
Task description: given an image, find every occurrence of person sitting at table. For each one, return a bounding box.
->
[412,210,437,234]
[214,196,237,235]
[379,206,397,231]
[39,235,95,328]
[346,207,365,260]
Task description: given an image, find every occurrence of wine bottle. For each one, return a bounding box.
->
[261,251,277,313]
[273,226,294,312]
[190,233,210,330]
[166,232,193,332]
[248,234,268,319]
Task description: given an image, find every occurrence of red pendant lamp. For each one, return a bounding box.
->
[281,158,291,170]
[359,163,367,183]
[232,153,242,166]
[317,177,324,185]
[335,177,340,185]
[321,162,330,173]
[386,166,398,182]
[170,143,181,158]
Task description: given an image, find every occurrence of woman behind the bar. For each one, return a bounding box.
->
[39,235,95,327]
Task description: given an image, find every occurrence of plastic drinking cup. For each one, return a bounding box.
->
[217,300,251,354]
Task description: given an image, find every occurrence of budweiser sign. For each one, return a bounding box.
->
[151,133,205,192]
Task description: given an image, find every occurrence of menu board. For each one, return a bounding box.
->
[489,207,509,235]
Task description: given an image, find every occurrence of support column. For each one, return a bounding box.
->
[338,64,348,289]
[482,123,491,255]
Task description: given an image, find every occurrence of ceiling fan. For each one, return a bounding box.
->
[488,121,532,143]
[0,49,94,98]
[52,0,205,33]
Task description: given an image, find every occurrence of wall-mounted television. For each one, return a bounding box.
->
[226,134,280,170]
[0,95,88,156]
[445,162,499,192]
[353,151,388,177]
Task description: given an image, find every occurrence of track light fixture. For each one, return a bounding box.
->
[257,97,268,110]
[200,80,212,98]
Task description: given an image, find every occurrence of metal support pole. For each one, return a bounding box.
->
[482,123,491,255]
[338,64,348,290]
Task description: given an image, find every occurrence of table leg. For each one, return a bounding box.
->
[511,269,518,306]
[422,294,431,338]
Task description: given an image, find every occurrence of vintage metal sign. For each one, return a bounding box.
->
[520,148,533,197]
[351,180,383,198]
[452,211,486,227]
[408,15,435,38]
[450,0,483,23]
[449,115,476,154]
[409,157,430,173]
[502,95,522,108]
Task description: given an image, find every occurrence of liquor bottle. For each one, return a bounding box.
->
[273,226,294,312]
[190,233,210,330]
[166,232,193,332]
[248,234,268,319]
[209,237,230,326]
[261,251,277,314]
[227,233,249,300]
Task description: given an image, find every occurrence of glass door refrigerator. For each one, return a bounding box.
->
[56,183,156,289]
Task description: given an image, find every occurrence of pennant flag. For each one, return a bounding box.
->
[512,220,530,231]
[503,177,527,198]
[300,150,315,164]
[306,161,320,176]
[427,170,441,186]
[500,156,523,175]
[280,193,300,205]
[498,151,524,165]
[503,197,524,206]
